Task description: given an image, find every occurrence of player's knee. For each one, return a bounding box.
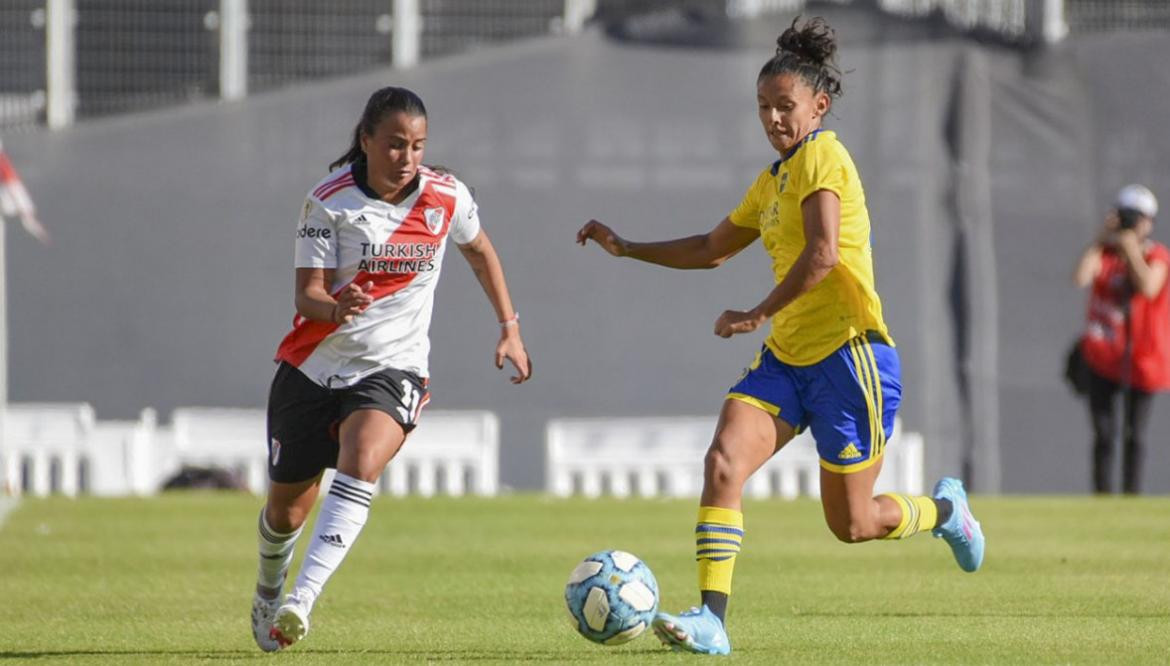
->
[704,441,739,490]
[828,517,880,543]
[339,438,400,482]
[349,450,387,483]
[266,504,308,533]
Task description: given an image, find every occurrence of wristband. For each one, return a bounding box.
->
[500,312,519,328]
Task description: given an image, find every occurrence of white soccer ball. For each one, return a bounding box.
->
[564,550,659,645]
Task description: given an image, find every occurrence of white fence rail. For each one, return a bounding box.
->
[0,403,498,497]
[2,404,926,499]
[546,416,923,499]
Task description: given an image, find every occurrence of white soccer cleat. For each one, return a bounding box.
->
[269,596,311,649]
[251,592,283,652]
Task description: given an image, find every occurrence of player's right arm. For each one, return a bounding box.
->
[292,195,372,324]
[294,268,372,325]
[575,217,758,270]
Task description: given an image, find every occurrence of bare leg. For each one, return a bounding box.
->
[253,476,321,651]
[701,399,795,509]
[818,458,902,543]
[264,476,322,535]
[660,398,794,643]
[271,409,409,648]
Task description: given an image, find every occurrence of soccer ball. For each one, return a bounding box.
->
[564,550,659,645]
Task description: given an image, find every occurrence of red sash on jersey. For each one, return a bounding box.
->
[275,175,457,369]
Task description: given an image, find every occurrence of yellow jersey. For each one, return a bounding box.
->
[728,129,891,365]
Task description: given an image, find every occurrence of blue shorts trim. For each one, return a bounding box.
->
[727,333,902,474]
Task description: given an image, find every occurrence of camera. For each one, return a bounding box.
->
[1117,207,1143,230]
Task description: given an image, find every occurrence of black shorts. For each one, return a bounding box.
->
[266,362,430,484]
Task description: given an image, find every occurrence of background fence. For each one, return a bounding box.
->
[0,0,595,131]
[6,1,1167,131]
[0,403,921,498]
[0,403,500,497]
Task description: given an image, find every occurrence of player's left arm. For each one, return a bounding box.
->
[714,189,840,338]
[458,229,532,384]
[1115,231,1169,298]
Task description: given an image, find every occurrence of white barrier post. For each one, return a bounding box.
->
[46,0,76,129]
[218,0,248,101]
[546,416,924,500]
[392,0,421,69]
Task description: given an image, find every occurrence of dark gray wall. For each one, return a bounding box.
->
[5,8,1169,492]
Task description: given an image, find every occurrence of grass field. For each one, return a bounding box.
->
[0,494,1167,664]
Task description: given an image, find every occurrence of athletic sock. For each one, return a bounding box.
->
[695,506,743,623]
[701,591,729,622]
[933,498,953,526]
[288,472,374,612]
[257,509,302,597]
[879,493,940,539]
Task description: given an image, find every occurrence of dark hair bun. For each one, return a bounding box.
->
[776,16,837,66]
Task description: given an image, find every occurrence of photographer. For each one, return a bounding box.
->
[1074,185,1170,494]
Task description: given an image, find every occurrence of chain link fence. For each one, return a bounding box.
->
[75,0,215,119]
[0,1,48,131]
[421,0,564,58]
[4,1,1170,131]
[248,0,393,93]
[1065,0,1170,33]
[0,0,576,130]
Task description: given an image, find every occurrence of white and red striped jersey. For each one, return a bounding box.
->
[275,163,481,387]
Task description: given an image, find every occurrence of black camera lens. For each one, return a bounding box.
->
[1118,208,1142,230]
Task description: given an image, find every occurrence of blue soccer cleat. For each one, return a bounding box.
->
[652,605,731,655]
[931,477,985,572]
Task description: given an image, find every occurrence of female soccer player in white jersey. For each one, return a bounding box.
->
[577,18,984,656]
[250,86,531,651]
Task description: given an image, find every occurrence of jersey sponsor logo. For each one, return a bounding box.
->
[297,225,332,239]
[357,241,438,273]
[424,207,446,235]
[353,214,370,225]
[270,437,281,466]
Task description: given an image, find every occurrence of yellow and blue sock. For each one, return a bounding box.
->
[696,506,743,621]
[879,493,950,539]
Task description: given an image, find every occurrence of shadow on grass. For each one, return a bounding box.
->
[0,648,669,662]
[0,651,257,661]
[789,611,1170,619]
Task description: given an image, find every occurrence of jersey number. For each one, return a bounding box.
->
[395,379,421,425]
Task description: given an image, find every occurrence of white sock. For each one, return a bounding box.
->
[288,472,374,612]
[257,509,301,596]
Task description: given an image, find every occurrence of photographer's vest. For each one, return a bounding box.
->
[1081,242,1170,391]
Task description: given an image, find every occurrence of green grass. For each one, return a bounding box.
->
[0,494,1168,664]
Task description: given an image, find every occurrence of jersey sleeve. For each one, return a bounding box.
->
[294,195,338,269]
[728,169,770,229]
[449,180,482,245]
[792,137,849,203]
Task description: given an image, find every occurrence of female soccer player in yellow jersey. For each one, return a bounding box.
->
[577,17,984,656]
